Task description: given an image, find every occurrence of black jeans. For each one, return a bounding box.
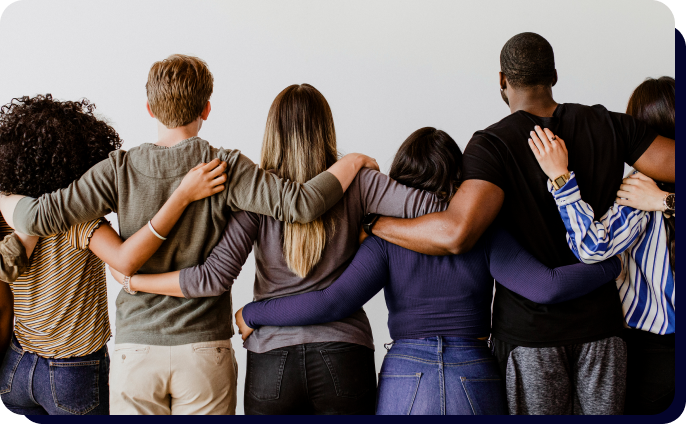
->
[622,329,675,415]
[244,342,376,415]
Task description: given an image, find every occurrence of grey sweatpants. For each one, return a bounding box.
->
[498,336,627,415]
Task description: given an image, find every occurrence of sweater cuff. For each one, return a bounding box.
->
[0,233,29,283]
[241,302,260,329]
[178,268,194,299]
[310,171,344,212]
[548,172,581,206]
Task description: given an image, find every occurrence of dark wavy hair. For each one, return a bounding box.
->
[389,127,463,201]
[0,94,122,197]
[626,76,675,271]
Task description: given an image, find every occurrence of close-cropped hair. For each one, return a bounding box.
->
[0,94,122,197]
[389,127,463,201]
[146,54,214,128]
[261,84,337,278]
[500,32,556,89]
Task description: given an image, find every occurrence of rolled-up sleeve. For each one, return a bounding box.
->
[0,233,28,283]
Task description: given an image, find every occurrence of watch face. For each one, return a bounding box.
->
[666,194,675,210]
[555,176,567,188]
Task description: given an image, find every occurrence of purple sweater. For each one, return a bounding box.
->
[242,229,621,340]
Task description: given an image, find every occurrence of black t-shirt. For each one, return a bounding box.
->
[462,103,658,347]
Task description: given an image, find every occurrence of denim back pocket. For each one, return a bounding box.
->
[0,342,24,395]
[49,360,101,415]
[247,350,288,401]
[376,373,422,415]
[460,377,507,415]
[320,344,376,398]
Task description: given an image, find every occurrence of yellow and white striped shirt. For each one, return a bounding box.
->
[0,217,110,358]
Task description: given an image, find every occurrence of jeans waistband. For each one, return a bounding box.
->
[392,336,489,348]
[11,334,108,361]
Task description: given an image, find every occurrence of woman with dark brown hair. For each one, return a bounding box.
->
[233,127,623,415]
[527,76,675,415]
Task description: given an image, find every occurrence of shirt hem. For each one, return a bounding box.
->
[114,329,234,346]
[491,327,623,348]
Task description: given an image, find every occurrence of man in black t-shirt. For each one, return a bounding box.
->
[367,33,675,414]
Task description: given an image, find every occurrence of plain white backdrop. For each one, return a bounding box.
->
[0,0,678,419]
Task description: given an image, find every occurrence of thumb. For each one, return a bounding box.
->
[630,172,653,182]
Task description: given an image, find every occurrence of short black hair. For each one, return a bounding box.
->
[389,127,462,201]
[0,94,122,197]
[500,32,556,88]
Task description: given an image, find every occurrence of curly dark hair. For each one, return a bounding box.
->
[0,94,122,197]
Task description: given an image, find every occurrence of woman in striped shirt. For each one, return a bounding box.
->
[527,77,675,415]
[0,95,227,415]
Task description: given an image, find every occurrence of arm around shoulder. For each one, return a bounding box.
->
[11,156,119,236]
[225,152,378,224]
[632,135,674,184]
[372,179,504,255]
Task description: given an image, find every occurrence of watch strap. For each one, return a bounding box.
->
[363,214,380,237]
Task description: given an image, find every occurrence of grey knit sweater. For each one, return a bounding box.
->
[13,137,344,346]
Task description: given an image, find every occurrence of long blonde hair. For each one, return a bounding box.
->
[261,84,337,277]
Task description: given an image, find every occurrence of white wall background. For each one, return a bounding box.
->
[0,0,676,418]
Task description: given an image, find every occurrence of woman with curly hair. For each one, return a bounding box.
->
[0,94,227,415]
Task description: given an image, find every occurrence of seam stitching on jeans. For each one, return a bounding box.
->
[460,377,477,415]
[50,362,100,415]
[0,349,24,395]
[405,373,422,415]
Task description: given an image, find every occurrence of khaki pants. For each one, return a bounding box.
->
[110,339,237,415]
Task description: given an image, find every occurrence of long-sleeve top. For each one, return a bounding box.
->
[241,229,621,340]
[179,168,447,353]
[10,137,344,346]
[551,172,674,335]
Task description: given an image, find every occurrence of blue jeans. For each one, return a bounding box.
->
[376,336,507,415]
[0,336,110,415]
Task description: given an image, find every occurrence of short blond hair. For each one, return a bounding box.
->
[146,54,214,128]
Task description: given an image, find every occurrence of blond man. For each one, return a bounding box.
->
[1,55,377,414]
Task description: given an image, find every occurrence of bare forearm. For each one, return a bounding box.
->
[122,190,191,270]
[14,231,38,259]
[373,213,466,255]
[372,180,504,256]
[633,135,675,183]
[130,272,184,297]
[91,192,190,276]
[327,153,377,192]
[0,310,11,358]
[0,283,14,359]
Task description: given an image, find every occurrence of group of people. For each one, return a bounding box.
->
[0,32,675,415]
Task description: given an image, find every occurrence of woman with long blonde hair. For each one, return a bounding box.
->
[110,83,446,414]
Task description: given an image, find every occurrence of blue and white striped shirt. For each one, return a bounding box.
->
[550,172,675,335]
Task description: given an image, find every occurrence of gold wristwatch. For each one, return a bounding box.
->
[550,172,572,190]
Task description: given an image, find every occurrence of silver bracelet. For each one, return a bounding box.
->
[148,220,167,241]
[123,275,138,295]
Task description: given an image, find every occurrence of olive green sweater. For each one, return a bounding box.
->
[13,136,343,346]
